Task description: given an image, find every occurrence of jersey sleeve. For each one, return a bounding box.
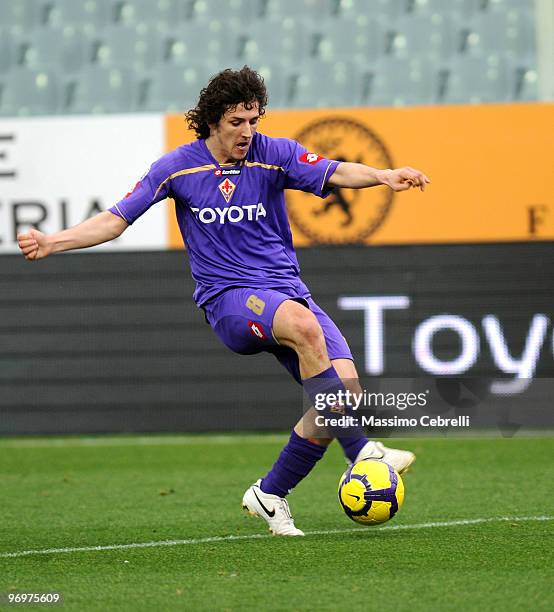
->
[279,139,339,198]
[109,156,173,225]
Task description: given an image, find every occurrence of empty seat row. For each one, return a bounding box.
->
[0,9,537,76]
[0,0,535,30]
[0,58,539,117]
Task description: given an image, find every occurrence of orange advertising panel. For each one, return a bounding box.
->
[165,103,553,248]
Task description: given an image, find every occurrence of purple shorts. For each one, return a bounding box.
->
[203,287,353,384]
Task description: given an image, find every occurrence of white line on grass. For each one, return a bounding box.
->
[1,516,551,559]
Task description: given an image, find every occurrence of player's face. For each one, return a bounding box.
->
[207,103,260,163]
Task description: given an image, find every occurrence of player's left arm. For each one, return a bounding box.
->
[328,162,431,192]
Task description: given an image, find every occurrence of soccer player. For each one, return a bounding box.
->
[18,66,430,536]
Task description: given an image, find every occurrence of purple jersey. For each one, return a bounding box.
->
[109,132,339,306]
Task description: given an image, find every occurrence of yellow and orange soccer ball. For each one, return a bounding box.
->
[338,459,405,525]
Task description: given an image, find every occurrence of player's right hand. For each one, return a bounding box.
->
[17,229,52,261]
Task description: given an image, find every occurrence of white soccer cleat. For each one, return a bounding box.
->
[242,479,305,536]
[354,441,416,475]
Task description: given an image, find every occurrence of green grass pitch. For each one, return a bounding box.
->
[0,434,552,611]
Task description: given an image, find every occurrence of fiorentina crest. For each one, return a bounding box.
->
[218,178,236,203]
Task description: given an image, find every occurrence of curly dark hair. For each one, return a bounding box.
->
[186,66,268,139]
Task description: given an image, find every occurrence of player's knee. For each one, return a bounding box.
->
[290,310,325,352]
[274,300,326,355]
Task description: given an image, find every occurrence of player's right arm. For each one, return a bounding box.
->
[17,211,128,261]
[18,150,178,261]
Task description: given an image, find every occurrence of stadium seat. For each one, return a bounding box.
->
[512,65,539,101]
[45,0,112,29]
[408,0,481,21]
[166,21,243,66]
[363,56,438,106]
[180,0,264,23]
[0,29,16,74]
[253,62,291,107]
[337,0,407,21]
[0,0,45,29]
[19,27,87,74]
[441,55,511,103]
[386,13,458,59]
[114,0,178,27]
[464,11,537,62]
[314,15,386,63]
[176,0,198,21]
[264,0,336,22]
[486,0,533,12]
[139,63,209,112]
[290,60,362,108]
[240,18,312,66]
[93,23,168,71]
[66,65,136,114]
[0,68,59,116]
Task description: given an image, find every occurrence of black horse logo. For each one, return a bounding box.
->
[313,156,363,227]
[289,117,394,244]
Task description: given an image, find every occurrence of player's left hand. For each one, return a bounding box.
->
[383,167,431,192]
